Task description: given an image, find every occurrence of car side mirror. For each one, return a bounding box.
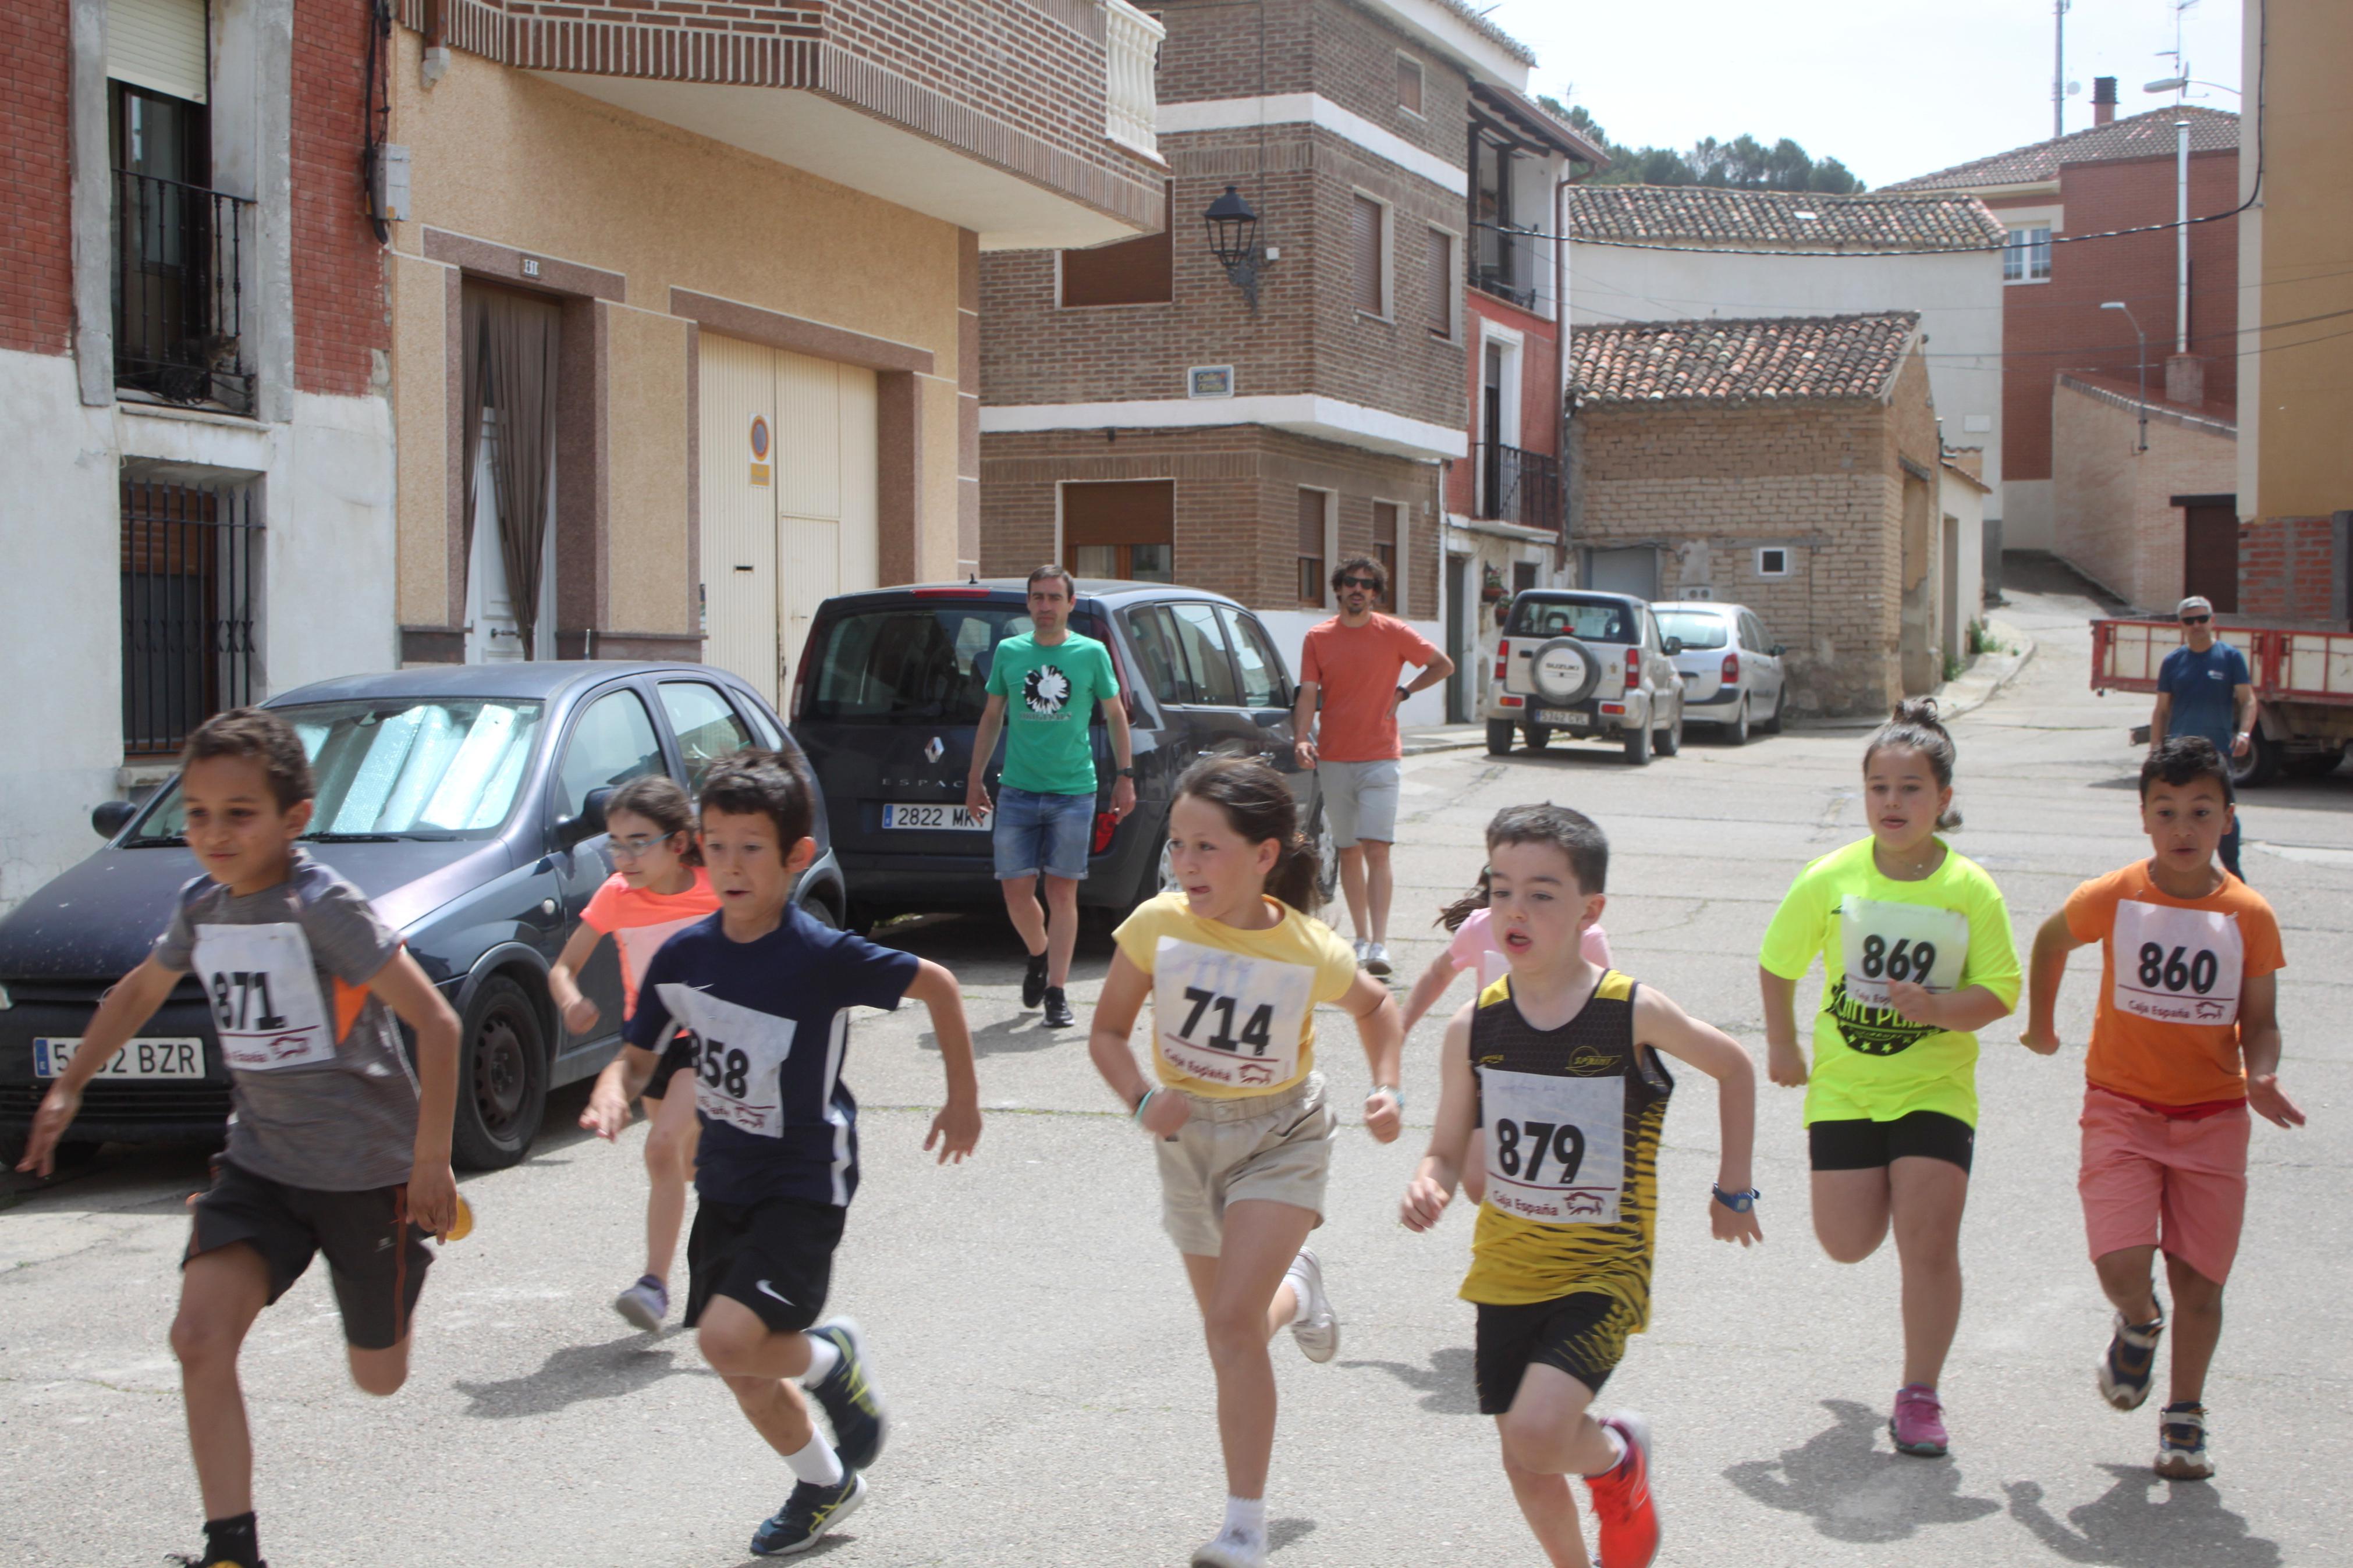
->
[553,786,613,852]
[1771,643,1786,657]
[1662,637,1684,656]
[92,799,137,840]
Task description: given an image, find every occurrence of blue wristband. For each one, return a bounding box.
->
[1711,1183,1759,1213]
[1132,1087,1157,1123]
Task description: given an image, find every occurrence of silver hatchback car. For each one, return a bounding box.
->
[1651,601,1788,744]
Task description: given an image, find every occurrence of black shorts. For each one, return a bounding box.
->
[186,1160,432,1350]
[683,1193,846,1335]
[1809,1110,1976,1174]
[1473,1291,1644,1414]
[644,1037,693,1102]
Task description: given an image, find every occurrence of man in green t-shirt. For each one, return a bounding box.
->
[967,565,1135,1027]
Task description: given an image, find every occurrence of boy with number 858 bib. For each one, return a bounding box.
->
[17,709,464,1568]
[2022,736,2304,1481]
[1402,806,1761,1568]
[583,748,982,1558]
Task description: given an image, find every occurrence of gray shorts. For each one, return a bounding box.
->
[1319,759,1401,848]
[1155,1073,1335,1256]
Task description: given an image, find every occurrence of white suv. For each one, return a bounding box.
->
[1484,591,1687,765]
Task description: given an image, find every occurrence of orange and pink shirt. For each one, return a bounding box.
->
[581,869,721,1019]
[1299,614,1440,762]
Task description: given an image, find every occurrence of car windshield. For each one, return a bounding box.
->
[1653,612,1730,650]
[130,698,545,842]
[804,603,1081,724]
[1507,599,1634,643]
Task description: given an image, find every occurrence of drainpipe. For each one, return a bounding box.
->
[1556,156,1593,580]
[2174,119,2191,354]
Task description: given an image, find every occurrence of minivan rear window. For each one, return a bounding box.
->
[1652,611,1730,650]
[1507,598,1635,643]
[803,605,1110,724]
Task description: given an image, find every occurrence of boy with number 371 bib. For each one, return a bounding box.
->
[2022,736,2304,1481]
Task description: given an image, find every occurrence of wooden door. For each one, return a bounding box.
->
[2183,506,2239,613]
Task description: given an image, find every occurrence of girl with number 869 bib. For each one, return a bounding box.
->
[1087,757,1404,1568]
[1758,699,2021,1459]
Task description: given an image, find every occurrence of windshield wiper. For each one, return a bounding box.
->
[303,832,404,843]
[122,835,185,847]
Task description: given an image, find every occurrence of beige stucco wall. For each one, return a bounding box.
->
[391,253,450,628]
[606,308,694,632]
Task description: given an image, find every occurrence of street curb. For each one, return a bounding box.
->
[1934,616,2038,720]
[1399,728,1490,758]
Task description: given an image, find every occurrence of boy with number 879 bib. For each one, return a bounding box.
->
[1401,806,1760,1568]
[17,708,464,1568]
[2021,736,2303,1481]
[583,748,982,1558]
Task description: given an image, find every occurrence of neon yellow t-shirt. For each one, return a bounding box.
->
[1113,891,1359,1100]
[1758,837,2020,1128]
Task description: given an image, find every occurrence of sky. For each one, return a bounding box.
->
[1478,0,2245,189]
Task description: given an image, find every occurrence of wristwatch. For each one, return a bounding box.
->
[1116,765,1135,778]
[1710,1183,1759,1213]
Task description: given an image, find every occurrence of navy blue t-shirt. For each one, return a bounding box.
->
[2158,642,2251,750]
[626,904,919,1208]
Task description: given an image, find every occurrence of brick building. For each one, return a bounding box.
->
[1885,87,2239,564]
[978,0,1552,715]
[2049,374,2235,612]
[1566,312,1949,717]
[1,0,397,911]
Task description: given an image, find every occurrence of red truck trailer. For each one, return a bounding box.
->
[2092,618,2353,784]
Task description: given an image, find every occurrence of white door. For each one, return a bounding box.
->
[465,408,556,663]
[698,334,782,699]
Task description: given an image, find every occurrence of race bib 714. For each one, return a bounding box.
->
[1152,937,1314,1090]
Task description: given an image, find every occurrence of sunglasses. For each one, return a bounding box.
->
[2180,614,2212,625]
[1338,577,1380,591]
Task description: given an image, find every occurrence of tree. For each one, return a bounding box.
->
[1538,97,1865,194]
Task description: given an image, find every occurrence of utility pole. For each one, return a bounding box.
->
[2053,0,2071,138]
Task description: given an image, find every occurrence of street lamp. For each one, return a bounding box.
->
[1204,185,1262,312]
[2102,300,2149,452]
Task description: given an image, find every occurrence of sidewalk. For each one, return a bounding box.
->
[1400,723,1491,756]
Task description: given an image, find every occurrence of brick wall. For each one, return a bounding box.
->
[981,424,1440,618]
[1994,148,2237,483]
[293,0,387,397]
[2051,374,2235,609]
[1,1,74,357]
[2237,515,2343,623]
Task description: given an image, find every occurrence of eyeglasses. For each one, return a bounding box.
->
[608,833,677,860]
[2180,614,2212,625]
[1338,577,1380,591]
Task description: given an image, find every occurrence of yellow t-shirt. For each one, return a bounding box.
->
[1113,890,1360,1100]
[1758,837,2021,1128]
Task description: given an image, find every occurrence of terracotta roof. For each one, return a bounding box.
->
[1570,312,1922,404]
[1564,186,2004,252]
[1884,105,2239,191]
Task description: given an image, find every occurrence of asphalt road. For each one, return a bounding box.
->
[3,578,2346,1567]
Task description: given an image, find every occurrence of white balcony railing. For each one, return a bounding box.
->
[1104,0,1164,160]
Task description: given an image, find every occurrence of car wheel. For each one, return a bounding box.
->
[1525,724,1552,752]
[1726,694,1751,745]
[2230,730,2283,789]
[450,974,549,1172]
[1763,683,1787,735]
[1486,719,1516,756]
[801,893,842,930]
[1623,719,1652,766]
[1657,705,1682,757]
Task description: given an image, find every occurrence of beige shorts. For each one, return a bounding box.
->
[1155,1073,1335,1256]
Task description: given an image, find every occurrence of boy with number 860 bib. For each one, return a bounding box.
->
[1401,806,1760,1568]
[17,709,464,1568]
[2021,736,2303,1481]
[583,748,982,1558]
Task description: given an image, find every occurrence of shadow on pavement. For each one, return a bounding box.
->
[1269,1516,1317,1553]
[2003,1468,2282,1566]
[922,1014,1080,1057]
[1338,1345,1481,1416]
[1722,1398,1999,1543]
[453,1331,702,1418]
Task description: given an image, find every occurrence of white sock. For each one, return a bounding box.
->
[798,1334,842,1385]
[1280,1273,1311,1325]
[1221,1495,1267,1542]
[783,1430,844,1488]
[1582,1424,1628,1479]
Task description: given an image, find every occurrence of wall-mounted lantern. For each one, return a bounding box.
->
[1204,185,1262,312]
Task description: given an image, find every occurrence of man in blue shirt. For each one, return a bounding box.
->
[2151,595,2256,879]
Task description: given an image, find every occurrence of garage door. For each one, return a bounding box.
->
[697,335,879,707]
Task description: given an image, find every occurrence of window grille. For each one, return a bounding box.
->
[120,474,261,754]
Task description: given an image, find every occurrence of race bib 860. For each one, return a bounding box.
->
[2112,901,2243,1025]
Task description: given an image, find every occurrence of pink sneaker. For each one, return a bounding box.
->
[1890,1384,1949,1457]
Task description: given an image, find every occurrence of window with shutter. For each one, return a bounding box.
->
[1425,227,1450,337]
[1063,479,1176,582]
[1297,490,1328,606]
[1396,56,1423,116]
[1353,195,1384,317]
[1373,502,1400,610]
[1062,180,1176,307]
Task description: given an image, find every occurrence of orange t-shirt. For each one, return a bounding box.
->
[1299,613,1439,762]
[2063,862,2284,1107]
[580,869,720,1019]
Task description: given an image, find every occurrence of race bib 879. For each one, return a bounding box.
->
[1152,937,1314,1090]
[1480,1067,1624,1225]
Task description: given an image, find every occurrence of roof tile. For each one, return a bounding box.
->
[1570,312,1922,404]
[1566,186,2005,252]
[1884,105,2238,191]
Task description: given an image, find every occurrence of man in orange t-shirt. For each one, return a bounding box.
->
[2022,736,2304,1482]
[1291,556,1452,976]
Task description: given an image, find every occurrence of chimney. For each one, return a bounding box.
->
[2093,77,2118,126]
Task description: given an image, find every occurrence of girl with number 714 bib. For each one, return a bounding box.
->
[1758,699,2021,1460]
[1087,756,1404,1568]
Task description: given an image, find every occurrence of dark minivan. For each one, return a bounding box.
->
[791,580,1336,927]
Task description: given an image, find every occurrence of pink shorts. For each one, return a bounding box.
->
[2078,1086,2249,1285]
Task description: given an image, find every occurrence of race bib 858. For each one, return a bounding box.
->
[656,983,797,1138]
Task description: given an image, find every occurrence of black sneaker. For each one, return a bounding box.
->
[749,1469,867,1556]
[1042,986,1075,1028]
[805,1318,889,1471]
[172,1557,266,1568]
[2098,1308,2164,1411]
[1021,950,1049,1009]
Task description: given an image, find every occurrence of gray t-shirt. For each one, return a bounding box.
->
[154,850,417,1190]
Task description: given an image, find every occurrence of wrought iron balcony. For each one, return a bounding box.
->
[1471,226,1545,313]
[1473,442,1561,534]
[112,170,255,415]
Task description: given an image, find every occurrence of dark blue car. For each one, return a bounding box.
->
[0,662,843,1170]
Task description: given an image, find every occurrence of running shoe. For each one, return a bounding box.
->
[171,1557,263,1567]
[2098,1309,2164,1411]
[1352,938,1371,966]
[1021,950,1049,1010]
[1285,1247,1339,1363]
[1585,1411,1660,1568]
[806,1318,890,1472]
[1363,941,1392,977]
[613,1274,668,1332]
[1189,1528,1267,1568]
[1042,986,1076,1029]
[749,1470,866,1556]
[1889,1384,1949,1457]
[2155,1402,2216,1480]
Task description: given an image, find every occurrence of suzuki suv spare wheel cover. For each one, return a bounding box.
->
[1528,638,1601,707]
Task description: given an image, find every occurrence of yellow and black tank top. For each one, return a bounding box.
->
[1460,970,1674,1322]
